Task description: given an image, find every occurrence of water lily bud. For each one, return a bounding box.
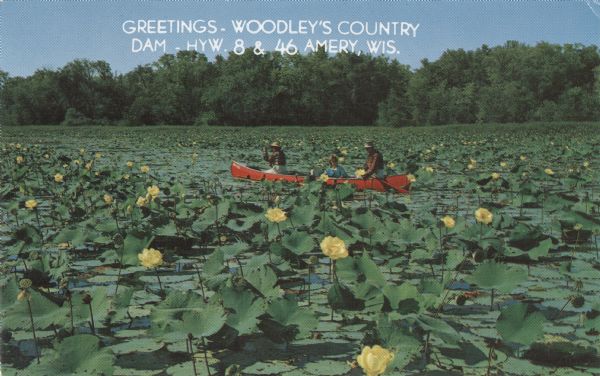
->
[17,290,30,301]
[82,294,93,304]
[308,255,319,265]
[572,295,585,308]
[25,199,38,210]
[441,216,455,229]
[456,294,467,306]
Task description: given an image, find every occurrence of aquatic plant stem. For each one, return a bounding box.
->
[88,302,96,334]
[188,335,199,376]
[155,268,164,297]
[26,298,40,363]
[201,336,212,376]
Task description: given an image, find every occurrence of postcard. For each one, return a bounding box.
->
[1,1,599,375]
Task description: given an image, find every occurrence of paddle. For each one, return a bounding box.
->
[363,173,398,192]
[375,177,399,192]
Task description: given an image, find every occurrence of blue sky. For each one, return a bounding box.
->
[1,0,598,77]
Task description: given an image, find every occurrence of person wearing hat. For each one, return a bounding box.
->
[262,142,287,174]
[363,141,385,179]
[325,154,348,178]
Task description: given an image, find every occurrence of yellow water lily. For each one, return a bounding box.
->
[147,185,160,200]
[140,165,150,173]
[79,148,85,155]
[136,196,147,207]
[94,152,102,159]
[441,216,455,229]
[425,166,434,173]
[25,199,38,210]
[320,236,348,260]
[85,162,93,170]
[126,161,134,168]
[356,345,394,376]
[387,162,396,169]
[500,161,508,168]
[54,173,64,183]
[544,168,554,176]
[520,155,527,161]
[407,174,416,183]
[265,207,287,223]
[491,172,501,180]
[475,208,493,225]
[16,156,24,164]
[138,248,163,268]
[467,163,476,170]
[583,161,590,168]
[103,194,113,205]
[319,174,330,182]
[355,168,366,178]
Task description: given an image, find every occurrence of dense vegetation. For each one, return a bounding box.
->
[1,41,599,127]
[1,123,599,375]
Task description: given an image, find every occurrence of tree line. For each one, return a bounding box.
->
[1,41,599,127]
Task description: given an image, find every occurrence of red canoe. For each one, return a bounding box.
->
[231,161,411,193]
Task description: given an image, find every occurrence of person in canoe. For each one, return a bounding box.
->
[262,141,287,174]
[362,141,385,179]
[325,154,349,178]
